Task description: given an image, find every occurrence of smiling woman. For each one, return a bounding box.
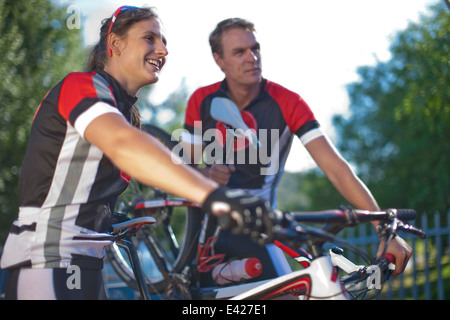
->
[104,18,168,95]
[1,5,275,300]
[88,6,167,95]
[86,6,166,128]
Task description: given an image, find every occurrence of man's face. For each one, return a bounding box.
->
[214,28,262,87]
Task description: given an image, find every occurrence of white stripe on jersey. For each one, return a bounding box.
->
[42,125,81,208]
[74,101,123,139]
[72,142,103,204]
[299,127,324,145]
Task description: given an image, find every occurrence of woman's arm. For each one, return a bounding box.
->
[84,113,218,204]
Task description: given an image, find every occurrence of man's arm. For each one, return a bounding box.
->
[305,135,379,211]
[305,135,412,276]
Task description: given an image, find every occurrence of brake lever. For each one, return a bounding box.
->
[377,216,427,259]
[376,219,399,258]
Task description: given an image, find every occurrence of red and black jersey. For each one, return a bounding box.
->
[1,69,136,270]
[183,79,323,206]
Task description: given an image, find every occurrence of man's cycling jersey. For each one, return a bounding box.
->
[1,69,136,270]
[183,79,323,207]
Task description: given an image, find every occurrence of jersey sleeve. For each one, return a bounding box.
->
[58,72,123,138]
[265,81,323,145]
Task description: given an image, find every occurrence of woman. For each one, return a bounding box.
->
[1,6,272,300]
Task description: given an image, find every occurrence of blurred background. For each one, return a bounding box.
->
[0,0,448,299]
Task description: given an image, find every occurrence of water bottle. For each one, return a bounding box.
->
[212,258,262,285]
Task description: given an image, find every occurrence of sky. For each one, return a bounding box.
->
[65,0,435,172]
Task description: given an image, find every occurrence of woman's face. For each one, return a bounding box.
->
[113,18,168,93]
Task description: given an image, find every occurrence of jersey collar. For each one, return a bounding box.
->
[219,78,268,108]
[94,68,138,113]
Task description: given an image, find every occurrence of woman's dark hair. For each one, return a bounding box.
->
[86,7,160,128]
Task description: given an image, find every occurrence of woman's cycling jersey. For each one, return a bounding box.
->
[183,79,323,206]
[1,69,136,270]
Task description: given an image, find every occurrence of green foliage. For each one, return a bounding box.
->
[332,2,449,213]
[138,78,189,136]
[277,169,348,212]
[278,2,448,214]
[0,0,85,242]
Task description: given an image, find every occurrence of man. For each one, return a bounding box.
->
[181,18,411,282]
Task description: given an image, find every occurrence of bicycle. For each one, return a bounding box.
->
[108,191,425,300]
[105,124,426,300]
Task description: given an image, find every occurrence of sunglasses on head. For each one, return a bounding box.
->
[107,5,139,57]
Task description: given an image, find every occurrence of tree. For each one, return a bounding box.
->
[277,169,347,212]
[332,2,449,214]
[139,78,190,135]
[0,0,85,242]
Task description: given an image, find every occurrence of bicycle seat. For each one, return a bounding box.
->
[112,216,156,233]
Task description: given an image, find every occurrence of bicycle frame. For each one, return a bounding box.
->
[189,254,346,300]
[134,198,309,269]
[114,199,348,300]
[231,255,346,300]
[111,216,158,300]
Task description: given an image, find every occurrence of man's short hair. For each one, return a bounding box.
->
[209,18,256,57]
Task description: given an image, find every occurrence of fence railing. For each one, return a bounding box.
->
[340,210,450,300]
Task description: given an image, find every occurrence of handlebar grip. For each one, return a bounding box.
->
[396,209,416,221]
[400,223,427,239]
[385,253,396,264]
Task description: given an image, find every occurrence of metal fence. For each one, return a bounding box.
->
[340,210,450,300]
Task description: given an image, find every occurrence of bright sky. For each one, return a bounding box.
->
[69,0,434,172]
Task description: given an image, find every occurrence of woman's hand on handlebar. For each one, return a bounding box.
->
[201,187,275,245]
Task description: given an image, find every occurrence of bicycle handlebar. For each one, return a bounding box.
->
[285,208,417,225]
[384,253,395,264]
[272,207,426,248]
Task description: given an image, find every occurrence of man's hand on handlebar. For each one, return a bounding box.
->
[377,236,412,277]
